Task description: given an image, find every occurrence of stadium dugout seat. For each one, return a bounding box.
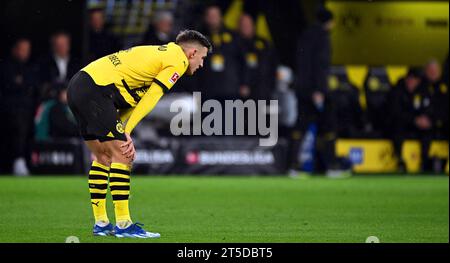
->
[363,67,392,137]
[329,66,353,91]
[328,66,365,138]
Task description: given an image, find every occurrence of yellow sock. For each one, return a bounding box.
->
[109,163,132,224]
[89,161,110,223]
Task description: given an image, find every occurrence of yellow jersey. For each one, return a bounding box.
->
[82,42,189,134]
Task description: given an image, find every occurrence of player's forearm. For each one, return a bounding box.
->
[124,84,164,134]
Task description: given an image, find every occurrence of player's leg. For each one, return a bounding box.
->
[85,140,113,235]
[102,140,160,238]
[102,140,133,229]
[67,72,114,235]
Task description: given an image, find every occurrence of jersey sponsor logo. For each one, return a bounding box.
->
[169,72,180,84]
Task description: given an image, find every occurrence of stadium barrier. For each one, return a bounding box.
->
[30,137,289,175]
[30,139,90,175]
[336,139,449,173]
[29,138,448,175]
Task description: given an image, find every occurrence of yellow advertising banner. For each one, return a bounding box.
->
[336,139,449,173]
[327,1,449,66]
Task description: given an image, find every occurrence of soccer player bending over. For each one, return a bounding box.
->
[67,30,211,238]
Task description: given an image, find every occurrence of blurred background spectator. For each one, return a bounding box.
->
[293,8,346,174]
[142,11,176,45]
[35,83,78,142]
[87,8,121,62]
[196,4,247,101]
[422,60,449,142]
[39,31,80,100]
[238,14,277,101]
[387,68,433,173]
[0,38,39,176]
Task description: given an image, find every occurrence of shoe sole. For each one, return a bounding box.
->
[93,231,114,237]
[115,233,161,239]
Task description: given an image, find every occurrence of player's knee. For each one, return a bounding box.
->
[112,153,133,166]
[94,153,112,167]
[109,145,133,166]
[97,154,112,167]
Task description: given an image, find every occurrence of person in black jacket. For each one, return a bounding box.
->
[196,5,247,101]
[388,68,433,173]
[39,31,80,100]
[421,59,449,141]
[293,8,343,173]
[87,8,121,63]
[0,38,40,175]
[295,8,334,132]
[142,11,176,46]
[238,14,277,101]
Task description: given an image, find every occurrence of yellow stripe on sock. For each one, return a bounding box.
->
[109,173,130,179]
[89,179,108,185]
[110,163,131,171]
[89,171,109,177]
[114,200,131,222]
[91,199,108,222]
[90,188,108,194]
[111,190,130,196]
[92,161,111,171]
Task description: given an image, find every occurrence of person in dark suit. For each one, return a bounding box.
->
[421,59,449,141]
[87,8,121,62]
[238,14,277,101]
[39,31,80,100]
[0,38,40,175]
[295,8,334,132]
[142,11,176,46]
[388,68,434,173]
[195,5,247,101]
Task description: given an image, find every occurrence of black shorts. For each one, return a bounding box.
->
[67,71,129,142]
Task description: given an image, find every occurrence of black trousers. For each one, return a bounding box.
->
[2,102,34,172]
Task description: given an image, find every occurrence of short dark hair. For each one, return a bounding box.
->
[176,30,212,53]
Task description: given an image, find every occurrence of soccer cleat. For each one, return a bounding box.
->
[114,223,161,239]
[93,223,114,236]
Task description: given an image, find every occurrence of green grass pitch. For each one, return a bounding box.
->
[0,175,448,243]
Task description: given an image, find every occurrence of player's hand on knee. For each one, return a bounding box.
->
[121,133,136,159]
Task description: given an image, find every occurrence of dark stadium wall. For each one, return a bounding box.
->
[246,0,308,68]
[0,0,86,62]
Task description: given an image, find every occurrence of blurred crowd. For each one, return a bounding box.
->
[0,4,448,175]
